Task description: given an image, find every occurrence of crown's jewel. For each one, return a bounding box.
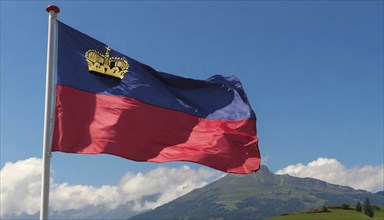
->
[85,46,129,79]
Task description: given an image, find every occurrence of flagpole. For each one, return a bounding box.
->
[41,5,60,220]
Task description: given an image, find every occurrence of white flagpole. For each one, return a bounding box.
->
[40,5,60,220]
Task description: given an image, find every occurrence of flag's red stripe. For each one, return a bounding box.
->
[52,85,260,174]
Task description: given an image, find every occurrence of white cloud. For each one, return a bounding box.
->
[118,165,219,211]
[261,154,269,165]
[276,157,384,193]
[1,158,42,216]
[0,158,221,217]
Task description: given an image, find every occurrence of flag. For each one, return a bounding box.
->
[52,21,260,174]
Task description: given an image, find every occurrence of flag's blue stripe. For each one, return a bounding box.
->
[57,21,255,120]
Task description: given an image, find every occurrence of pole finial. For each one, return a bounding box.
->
[46,5,60,14]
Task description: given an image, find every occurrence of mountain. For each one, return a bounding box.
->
[131,166,383,220]
[376,191,384,197]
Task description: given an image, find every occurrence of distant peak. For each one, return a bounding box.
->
[258,165,272,174]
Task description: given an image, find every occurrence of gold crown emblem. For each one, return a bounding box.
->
[85,46,129,79]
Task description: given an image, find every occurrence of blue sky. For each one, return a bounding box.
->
[1,1,383,213]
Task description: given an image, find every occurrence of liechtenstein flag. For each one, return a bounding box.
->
[52,21,261,174]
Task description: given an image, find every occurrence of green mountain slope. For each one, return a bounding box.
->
[131,166,383,220]
[267,206,384,220]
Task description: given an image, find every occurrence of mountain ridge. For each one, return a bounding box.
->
[131,165,383,220]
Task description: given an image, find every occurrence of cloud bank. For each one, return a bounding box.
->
[0,158,222,217]
[276,157,384,193]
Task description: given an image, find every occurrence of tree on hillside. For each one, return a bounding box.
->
[321,205,328,212]
[341,204,350,210]
[363,198,374,217]
[356,202,362,212]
